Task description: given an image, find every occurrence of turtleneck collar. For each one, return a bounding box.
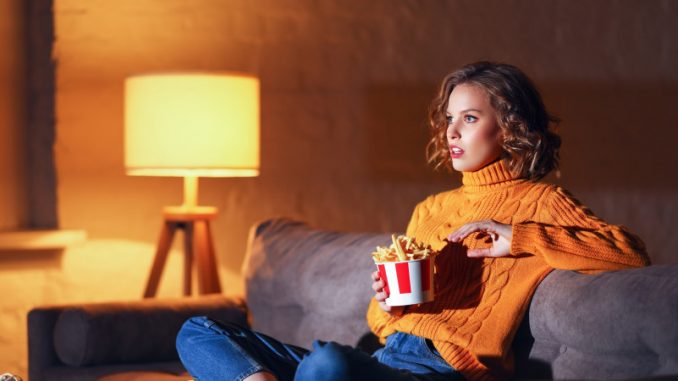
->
[461,158,527,191]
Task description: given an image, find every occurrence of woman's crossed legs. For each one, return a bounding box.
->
[176,316,465,381]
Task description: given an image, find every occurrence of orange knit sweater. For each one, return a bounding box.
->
[366,159,651,381]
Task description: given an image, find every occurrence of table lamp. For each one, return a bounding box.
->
[124,72,260,298]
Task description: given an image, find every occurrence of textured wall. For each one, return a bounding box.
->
[53,0,678,282]
[1,0,677,377]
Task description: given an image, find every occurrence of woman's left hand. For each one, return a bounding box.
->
[447,219,513,258]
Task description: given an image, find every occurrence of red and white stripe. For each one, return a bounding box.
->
[376,257,434,306]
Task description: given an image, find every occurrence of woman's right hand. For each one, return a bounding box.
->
[371,271,404,316]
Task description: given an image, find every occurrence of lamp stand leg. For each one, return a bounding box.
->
[194,219,222,294]
[144,209,221,298]
[182,222,194,296]
[144,221,177,298]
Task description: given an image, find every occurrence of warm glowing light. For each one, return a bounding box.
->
[124,72,260,178]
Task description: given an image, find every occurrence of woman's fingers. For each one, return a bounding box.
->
[467,248,492,258]
[448,222,477,241]
[448,224,476,242]
[372,279,384,292]
[446,220,513,259]
[448,220,498,242]
[371,271,383,292]
[371,271,390,304]
[373,269,401,313]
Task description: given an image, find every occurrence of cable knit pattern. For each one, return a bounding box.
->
[366,159,651,381]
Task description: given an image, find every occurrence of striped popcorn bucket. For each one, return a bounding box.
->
[375,257,434,306]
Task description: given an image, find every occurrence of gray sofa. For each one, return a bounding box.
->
[28,218,678,380]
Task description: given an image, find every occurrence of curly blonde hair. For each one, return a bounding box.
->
[426,61,561,181]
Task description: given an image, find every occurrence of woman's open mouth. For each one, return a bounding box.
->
[449,145,464,158]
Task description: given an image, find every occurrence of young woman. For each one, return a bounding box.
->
[176,61,651,381]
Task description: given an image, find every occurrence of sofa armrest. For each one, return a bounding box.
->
[28,294,248,380]
[28,306,64,381]
[522,265,678,380]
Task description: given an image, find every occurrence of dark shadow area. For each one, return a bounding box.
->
[24,0,58,228]
[0,249,63,270]
[510,309,553,380]
[539,81,678,190]
[355,331,382,355]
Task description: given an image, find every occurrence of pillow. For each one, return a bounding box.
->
[53,294,247,367]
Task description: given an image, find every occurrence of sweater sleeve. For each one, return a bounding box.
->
[366,298,393,343]
[510,186,651,273]
[366,198,429,341]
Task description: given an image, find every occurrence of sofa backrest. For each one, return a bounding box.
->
[242,218,678,380]
[242,218,391,349]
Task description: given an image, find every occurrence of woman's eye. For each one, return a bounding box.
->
[446,116,453,124]
[464,115,477,123]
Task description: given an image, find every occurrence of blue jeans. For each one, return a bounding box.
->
[176,316,466,381]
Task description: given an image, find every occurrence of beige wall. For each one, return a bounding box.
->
[1,0,677,377]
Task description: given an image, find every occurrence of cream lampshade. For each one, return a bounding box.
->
[125,72,260,211]
[124,72,260,297]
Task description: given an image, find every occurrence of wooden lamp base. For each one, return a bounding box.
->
[143,207,222,298]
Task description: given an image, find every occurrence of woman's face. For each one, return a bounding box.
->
[446,83,503,172]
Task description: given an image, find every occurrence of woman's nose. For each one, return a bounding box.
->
[447,122,460,140]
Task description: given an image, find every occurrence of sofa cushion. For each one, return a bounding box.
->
[53,295,247,367]
[526,264,678,379]
[242,218,394,349]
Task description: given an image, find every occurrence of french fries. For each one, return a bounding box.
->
[372,234,436,263]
